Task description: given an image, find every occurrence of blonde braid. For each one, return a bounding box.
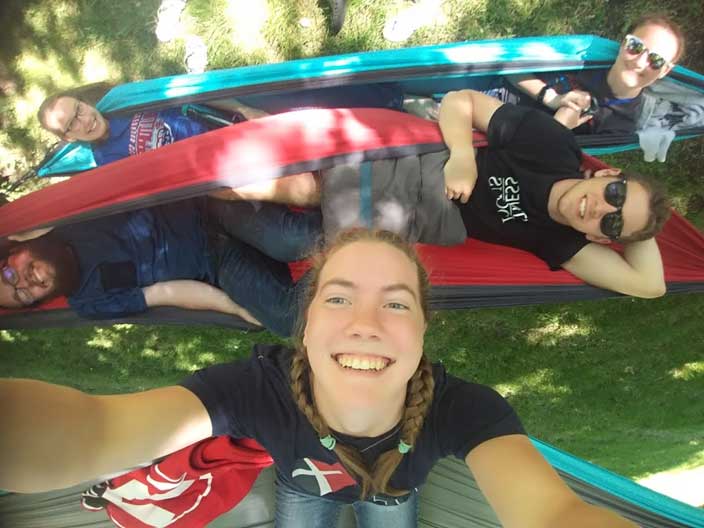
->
[290,350,330,438]
[399,356,435,448]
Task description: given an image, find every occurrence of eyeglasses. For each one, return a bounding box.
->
[1,265,36,306]
[623,34,672,70]
[600,179,627,240]
[64,101,83,135]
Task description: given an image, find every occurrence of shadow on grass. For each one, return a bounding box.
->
[1,0,185,162]
[0,0,56,94]
[0,323,283,393]
[423,292,704,478]
[1,292,702,478]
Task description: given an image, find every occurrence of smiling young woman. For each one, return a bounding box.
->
[0,229,636,527]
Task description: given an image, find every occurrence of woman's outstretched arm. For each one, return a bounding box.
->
[0,379,212,493]
[467,434,638,528]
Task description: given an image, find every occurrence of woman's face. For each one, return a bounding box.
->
[303,240,426,407]
[44,96,109,142]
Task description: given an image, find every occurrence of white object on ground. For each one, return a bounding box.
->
[638,128,676,163]
[155,0,187,43]
[383,0,444,42]
[184,35,208,74]
[637,465,704,507]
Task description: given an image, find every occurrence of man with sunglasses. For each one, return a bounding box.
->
[506,14,685,135]
[439,89,669,298]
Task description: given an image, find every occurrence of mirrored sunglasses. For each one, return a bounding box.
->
[623,34,671,70]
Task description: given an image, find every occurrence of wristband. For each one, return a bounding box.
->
[537,85,551,105]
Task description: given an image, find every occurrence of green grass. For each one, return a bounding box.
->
[2,293,703,480]
[1,0,703,484]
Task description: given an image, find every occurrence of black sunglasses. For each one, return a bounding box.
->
[623,34,671,70]
[600,179,627,240]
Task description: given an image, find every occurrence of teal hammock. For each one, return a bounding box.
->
[38,34,704,177]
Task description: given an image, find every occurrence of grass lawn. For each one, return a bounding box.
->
[0,0,703,488]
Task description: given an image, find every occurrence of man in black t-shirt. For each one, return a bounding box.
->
[440,89,669,299]
[506,14,685,134]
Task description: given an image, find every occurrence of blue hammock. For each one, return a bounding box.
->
[38,34,704,177]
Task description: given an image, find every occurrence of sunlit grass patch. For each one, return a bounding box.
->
[0,330,16,343]
[225,0,272,54]
[669,362,704,381]
[87,328,116,350]
[496,367,572,400]
[142,347,162,358]
[81,48,117,83]
[0,330,29,344]
[524,317,593,347]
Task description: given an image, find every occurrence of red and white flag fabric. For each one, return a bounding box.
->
[81,436,273,528]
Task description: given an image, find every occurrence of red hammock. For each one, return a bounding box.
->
[2,108,703,327]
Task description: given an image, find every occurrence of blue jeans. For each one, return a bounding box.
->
[274,477,418,528]
[205,199,320,336]
[206,198,322,262]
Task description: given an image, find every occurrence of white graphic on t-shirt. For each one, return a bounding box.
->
[128,112,175,156]
[488,176,528,223]
[291,458,348,496]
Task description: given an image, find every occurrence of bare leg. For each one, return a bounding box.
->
[209,171,321,207]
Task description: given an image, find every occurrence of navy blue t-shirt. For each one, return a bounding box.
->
[512,70,643,135]
[56,200,214,318]
[180,344,525,504]
[92,108,211,166]
[91,84,405,167]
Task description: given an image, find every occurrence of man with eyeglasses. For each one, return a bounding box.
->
[0,199,323,336]
[506,14,685,135]
[0,237,78,309]
[436,89,669,298]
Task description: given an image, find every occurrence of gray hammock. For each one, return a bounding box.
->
[1,449,701,528]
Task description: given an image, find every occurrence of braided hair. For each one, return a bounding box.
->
[289,228,435,499]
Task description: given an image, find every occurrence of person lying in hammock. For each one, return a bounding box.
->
[0,228,638,528]
[504,13,685,135]
[36,83,407,205]
[322,89,670,299]
[0,198,320,336]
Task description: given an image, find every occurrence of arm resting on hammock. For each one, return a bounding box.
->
[439,89,502,203]
[506,74,592,113]
[7,226,55,241]
[466,435,638,528]
[206,98,270,120]
[0,380,211,493]
[562,238,666,298]
[143,280,261,325]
